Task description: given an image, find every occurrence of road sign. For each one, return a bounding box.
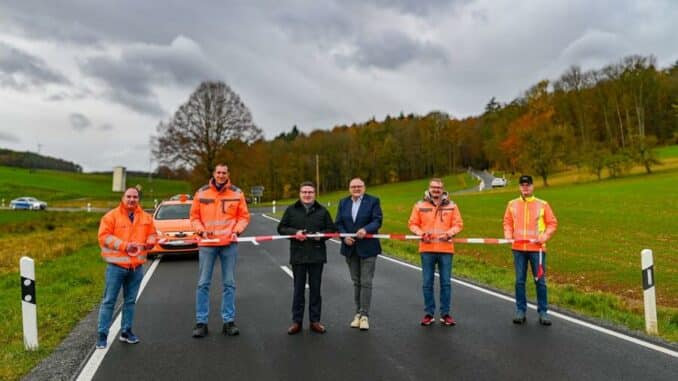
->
[251,186,264,197]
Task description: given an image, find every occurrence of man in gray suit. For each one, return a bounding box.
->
[335,178,383,330]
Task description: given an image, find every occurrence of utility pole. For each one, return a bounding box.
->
[315,154,320,197]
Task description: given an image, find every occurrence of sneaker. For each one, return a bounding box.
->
[350,314,361,328]
[192,323,208,338]
[359,316,369,331]
[420,314,435,326]
[119,330,140,344]
[440,314,456,326]
[539,314,552,326]
[95,333,107,349]
[223,322,240,336]
[513,312,526,324]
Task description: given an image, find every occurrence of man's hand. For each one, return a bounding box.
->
[344,237,355,246]
[356,228,367,239]
[126,243,140,256]
[295,230,307,241]
[437,233,451,241]
[421,232,433,242]
[144,237,157,250]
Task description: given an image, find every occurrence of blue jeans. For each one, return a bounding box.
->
[421,253,453,316]
[513,250,548,315]
[98,264,144,336]
[196,244,238,324]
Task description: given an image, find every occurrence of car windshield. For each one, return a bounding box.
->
[155,204,191,220]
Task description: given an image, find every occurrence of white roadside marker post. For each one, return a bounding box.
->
[20,256,39,350]
[641,249,658,335]
[272,200,276,214]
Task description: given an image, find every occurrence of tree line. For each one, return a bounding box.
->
[154,55,677,198]
[0,148,83,172]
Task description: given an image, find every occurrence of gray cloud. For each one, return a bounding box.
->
[80,35,218,116]
[0,42,70,90]
[336,31,448,69]
[99,123,113,131]
[0,130,21,143]
[69,113,91,132]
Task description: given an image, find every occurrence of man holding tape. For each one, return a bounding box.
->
[408,178,463,327]
[278,181,337,335]
[191,164,250,338]
[96,186,157,349]
[335,177,383,331]
[503,175,558,326]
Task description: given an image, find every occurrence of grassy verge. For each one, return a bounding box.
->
[0,245,105,381]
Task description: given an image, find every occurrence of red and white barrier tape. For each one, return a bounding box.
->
[158,233,531,246]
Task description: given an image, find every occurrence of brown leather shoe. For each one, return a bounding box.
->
[310,322,326,334]
[287,322,302,335]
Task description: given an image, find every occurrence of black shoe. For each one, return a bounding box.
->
[512,312,526,324]
[192,323,208,338]
[223,322,240,336]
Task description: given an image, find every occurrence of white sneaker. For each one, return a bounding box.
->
[350,314,361,328]
[359,316,369,331]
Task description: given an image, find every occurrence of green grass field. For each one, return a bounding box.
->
[0,166,191,208]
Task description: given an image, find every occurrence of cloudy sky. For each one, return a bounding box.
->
[0,0,676,171]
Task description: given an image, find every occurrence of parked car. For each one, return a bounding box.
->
[9,197,48,210]
[491,178,508,188]
[149,196,198,258]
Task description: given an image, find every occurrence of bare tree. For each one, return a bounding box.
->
[153,81,263,177]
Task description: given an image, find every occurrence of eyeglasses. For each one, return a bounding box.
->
[300,191,315,194]
[429,186,443,189]
[350,186,364,188]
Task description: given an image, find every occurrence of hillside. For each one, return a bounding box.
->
[0,148,82,172]
[0,166,191,207]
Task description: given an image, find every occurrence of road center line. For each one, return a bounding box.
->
[262,213,678,359]
[279,265,309,288]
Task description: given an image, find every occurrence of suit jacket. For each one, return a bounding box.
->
[335,193,383,257]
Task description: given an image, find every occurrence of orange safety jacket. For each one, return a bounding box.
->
[408,193,464,254]
[190,178,250,246]
[503,195,557,252]
[98,203,157,269]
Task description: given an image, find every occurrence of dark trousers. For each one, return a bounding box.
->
[291,263,324,323]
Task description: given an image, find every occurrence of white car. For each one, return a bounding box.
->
[9,197,48,210]
[491,178,508,188]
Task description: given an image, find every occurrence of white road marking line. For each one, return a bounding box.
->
[263,213,678,359]
[75,258,162,381]
[280,265,308,288]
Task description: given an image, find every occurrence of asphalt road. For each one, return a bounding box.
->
[83,213,677,381]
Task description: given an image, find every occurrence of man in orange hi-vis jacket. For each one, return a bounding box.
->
[96,187,157,349]
[190,163,250,338]
[503,175,558,326]
[408,178,463,327]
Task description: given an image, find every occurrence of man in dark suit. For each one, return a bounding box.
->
[335,178,383,330]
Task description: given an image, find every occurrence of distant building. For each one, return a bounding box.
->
[112,166,126,192]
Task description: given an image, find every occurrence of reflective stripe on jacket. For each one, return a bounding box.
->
[408,195,463,254]
[503,196,557,251]
[98,203,156,268]
[190,178,250,247]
